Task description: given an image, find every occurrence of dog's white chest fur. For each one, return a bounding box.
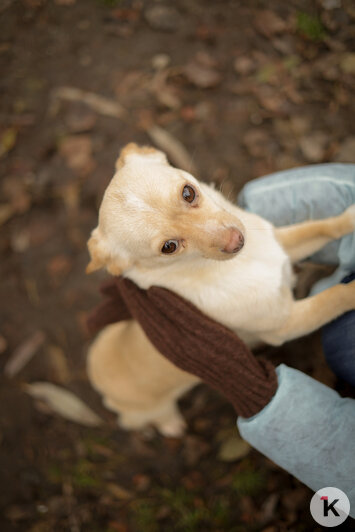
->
[128,205,294,346]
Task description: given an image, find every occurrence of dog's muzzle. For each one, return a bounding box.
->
[221,228,245,254]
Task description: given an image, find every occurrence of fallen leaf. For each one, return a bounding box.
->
[47,345,70,384]
[156,88,181,110]
[0,127,17,158]
[0,334,8,354]
[47,254,72,279]
[2,177,32,215]
[4,505,34,522]
[146,125,197,175]
[65,106,97,133]
[290,115,311,136]
[299,132,329,162]
[243,129,271,158]
[59,135,95,176]
[151,53,171,71]
[106,483,134,500]
[320,0,341,8]
[255,86,288,114]
[144,5,181,32]
[0,204,16,226]
[217,429,251,462]
[182,435,210,466]
[4,331,45,378]
[340,53,355,74]
[111,7,140,23]
[234,56,255,76]
[107,522,129,532]
[132,473,151,491]
[25,382,103,426]
[335,137,355,163]
[281,487,308,511]
[254,10,287,38]
[259,493,279,523]
[183,61,222,88]
[57,181,81,211]
[180,106,196,122]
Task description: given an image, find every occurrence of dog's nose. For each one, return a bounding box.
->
[222,228,244,254]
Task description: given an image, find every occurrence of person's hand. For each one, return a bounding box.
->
[238,164,355,272]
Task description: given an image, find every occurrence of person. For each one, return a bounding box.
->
[239,163,355,387]
[88,164,355,518]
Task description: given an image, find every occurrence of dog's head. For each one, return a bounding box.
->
[87,143,245,276]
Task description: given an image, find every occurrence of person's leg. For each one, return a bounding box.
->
[321,272,355,388]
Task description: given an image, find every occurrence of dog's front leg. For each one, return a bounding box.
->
[260,281,355,346]
[274,204,355,263]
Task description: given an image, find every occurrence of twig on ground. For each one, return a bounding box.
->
[146,125,198,175]
[50,86,127,120]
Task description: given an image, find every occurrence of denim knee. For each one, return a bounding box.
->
[322,273,355,388]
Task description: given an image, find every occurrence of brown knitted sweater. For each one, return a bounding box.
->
[87,277,278,418]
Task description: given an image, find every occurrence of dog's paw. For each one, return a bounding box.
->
[344,204,355,229]
[157,416,187,438]
[344,279,355,311]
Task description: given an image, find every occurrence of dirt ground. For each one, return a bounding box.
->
[1,0,355,530]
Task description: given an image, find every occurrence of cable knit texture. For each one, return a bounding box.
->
[87,277,278,418]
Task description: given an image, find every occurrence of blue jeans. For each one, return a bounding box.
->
[322,273,355,388]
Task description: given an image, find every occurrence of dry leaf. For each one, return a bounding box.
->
[59,135,95,176]
[234,56,255,76]
[184,61,222,88]
[0,204,16,226]
[55,0,76,4]
[254,10,287,38]
[144,5,181,32]
[106,483,134,500]
[217,429,251,462]
[335,137,355,163]
[47,345,70,384]
[340,53,355,74]
[0,127,17,158]
[25,382,103,426]
[4,331,45,378]
[146,125,197,175]
[299,132,329,162]
[243,129,270,158]
[47,254,72,279]
[0,334,8,354]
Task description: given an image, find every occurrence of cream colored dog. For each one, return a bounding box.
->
[87,144,355,436]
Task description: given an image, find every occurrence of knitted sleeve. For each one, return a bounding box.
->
[99,277,278,418]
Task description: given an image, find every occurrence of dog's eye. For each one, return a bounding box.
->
[182,184,196,204]
[161,240,179,254]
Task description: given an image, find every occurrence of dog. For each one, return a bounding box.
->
[86,143,355,436]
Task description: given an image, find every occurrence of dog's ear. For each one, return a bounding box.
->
[86,228,128,276]
[115,143,167,170]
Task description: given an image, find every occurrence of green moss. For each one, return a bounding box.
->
[283,55,301,72]
[47,463,63,483]
[297,12,326,41]
[178,507,209,531]
[231,469,266,496]
[96,0,122,7]
[158,487,209,531]
[211,498,231,527]
[256,63,277,83]
[131,501,159,532]
[71,459,101,488]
